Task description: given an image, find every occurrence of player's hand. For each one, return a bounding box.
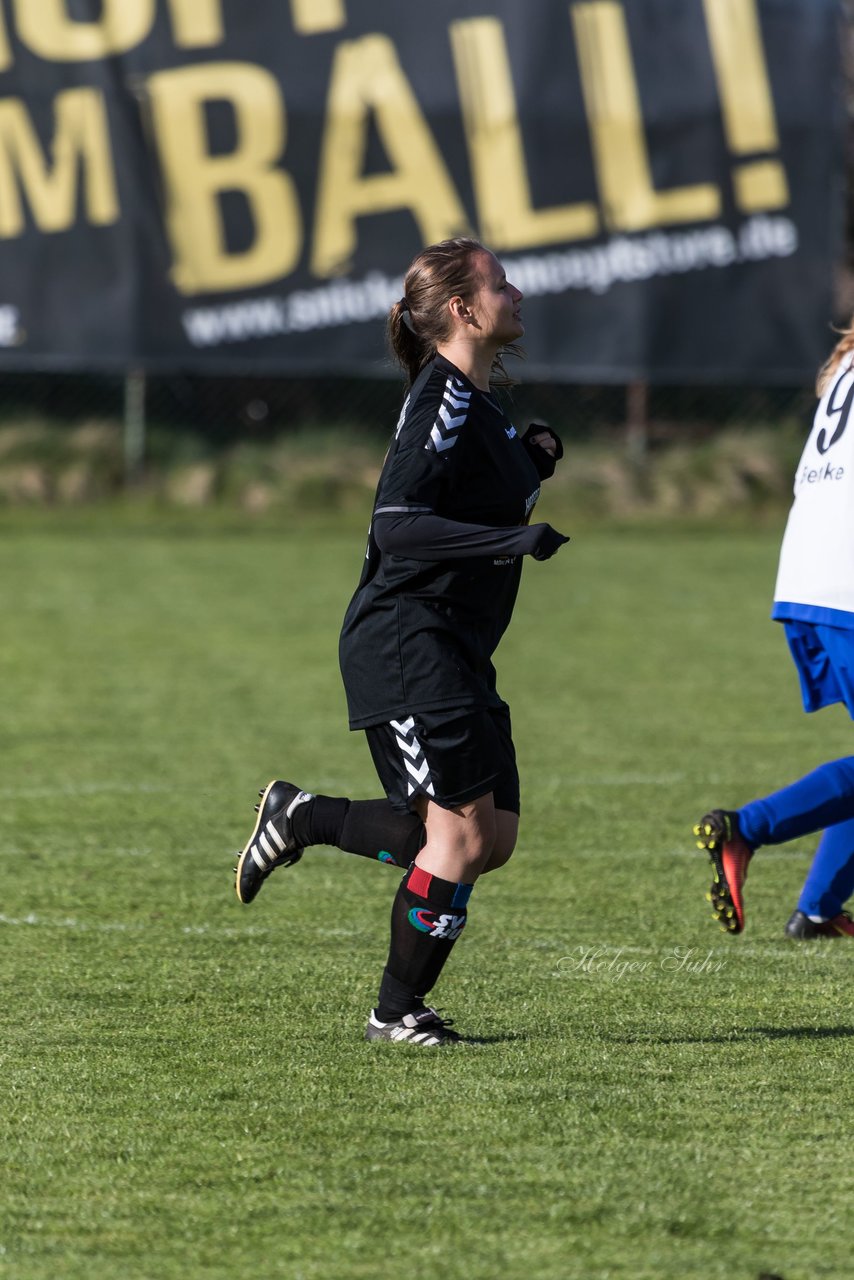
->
[530,524,570,561]
[528,429,557,456]
[522,423,564,479]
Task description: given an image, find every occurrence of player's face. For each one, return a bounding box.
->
[468,251,524,345]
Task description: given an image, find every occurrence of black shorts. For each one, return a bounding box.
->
[364,705,520,816]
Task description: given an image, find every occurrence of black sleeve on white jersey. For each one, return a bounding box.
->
[373,510,559,561]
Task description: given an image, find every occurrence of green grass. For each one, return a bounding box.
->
[1,509,853,1280]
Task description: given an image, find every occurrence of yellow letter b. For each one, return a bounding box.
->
[146,62,302,295]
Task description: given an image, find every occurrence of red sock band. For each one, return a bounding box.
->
[407,864,433,898]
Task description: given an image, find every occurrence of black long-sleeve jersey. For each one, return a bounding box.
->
[338,354,561,729]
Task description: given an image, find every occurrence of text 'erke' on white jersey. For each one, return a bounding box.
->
[773,354,854,628]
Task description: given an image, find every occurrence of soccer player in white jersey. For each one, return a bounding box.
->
[695,320,854,938]
[233,238,569,1042]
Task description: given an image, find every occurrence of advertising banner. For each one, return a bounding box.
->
[0,0,843,382]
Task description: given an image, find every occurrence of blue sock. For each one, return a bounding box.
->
[738,756,854,847]
[796,817,854,919]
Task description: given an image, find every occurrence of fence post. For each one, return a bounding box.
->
[123,367,146,484]
[626,379,648,461]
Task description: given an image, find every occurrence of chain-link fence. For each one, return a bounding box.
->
[0,366,818,514]
[0,367,817,451]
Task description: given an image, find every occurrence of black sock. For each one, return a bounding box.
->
[375,864,473,1021]
[289,796,424,867]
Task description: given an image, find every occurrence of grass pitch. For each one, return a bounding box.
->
[1,510,852,1280]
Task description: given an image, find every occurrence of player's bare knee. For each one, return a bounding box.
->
[461,827,498,877]
[481,837,516,874]
[480,810,518,873]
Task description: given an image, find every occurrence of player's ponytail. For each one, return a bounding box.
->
[387,237,522,390]
[816,316,854,396]
[387,296,426,389]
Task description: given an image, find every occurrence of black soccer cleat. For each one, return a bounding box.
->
[694,808,754,934]
[365,1007,462,1046]
[784,909,854,939]
[234,780,313,904]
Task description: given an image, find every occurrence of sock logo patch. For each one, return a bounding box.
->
[407,908,467,940]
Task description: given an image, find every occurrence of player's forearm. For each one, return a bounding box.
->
[373,510,540,560]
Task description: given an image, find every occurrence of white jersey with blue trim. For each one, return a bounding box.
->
[773,354,854,629]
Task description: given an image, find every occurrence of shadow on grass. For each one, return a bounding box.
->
[461,1032,533,1046]
[607,1025,854,1044]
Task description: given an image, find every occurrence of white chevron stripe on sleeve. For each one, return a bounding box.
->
[429,424,457,452]
[394,393,411,438]
[424,377,471,453]
[438,402,467,432]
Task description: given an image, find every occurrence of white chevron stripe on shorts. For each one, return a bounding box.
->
[390,716,435,798]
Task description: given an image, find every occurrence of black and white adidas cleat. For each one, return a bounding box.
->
[234,780,313,904]
[365,1007,462,1046]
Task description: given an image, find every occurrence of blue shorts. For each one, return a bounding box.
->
[783,620,854,719]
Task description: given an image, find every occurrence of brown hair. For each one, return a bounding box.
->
[387,237,522,389]
[816,317,854,396]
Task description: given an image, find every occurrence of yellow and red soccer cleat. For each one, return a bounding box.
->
[694,809,754,933]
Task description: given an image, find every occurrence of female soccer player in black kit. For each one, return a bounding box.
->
[234,237,569,1045]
